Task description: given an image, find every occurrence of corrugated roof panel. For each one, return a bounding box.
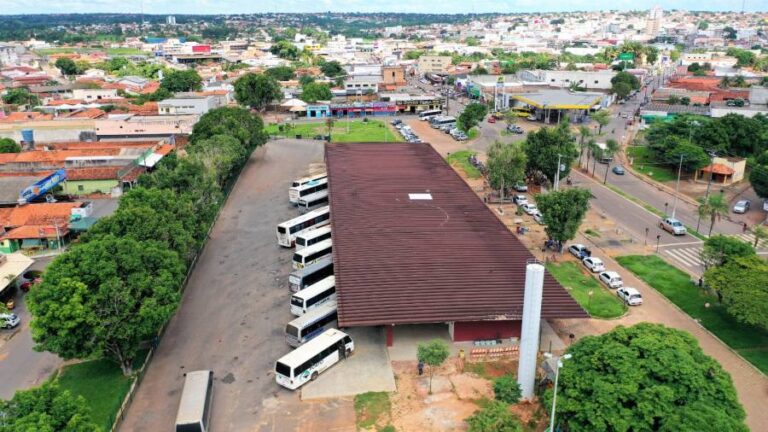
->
[326,142,587,327]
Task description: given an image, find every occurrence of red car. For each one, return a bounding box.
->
[488,116,496,123]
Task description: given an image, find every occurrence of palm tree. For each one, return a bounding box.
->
[578,126,592,169]
[733,75,747,88]
[603,139,620,184]
[718,76,732,89]
[591,110,611,135]
[325,117,335,143]
[589,141,601,176]
[697,193,729,236]
[752,225,768,248]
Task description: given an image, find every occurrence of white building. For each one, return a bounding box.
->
[520,70,617,91]
[157,95,224,116]
[0,44,19,67]
[72,88,119,102]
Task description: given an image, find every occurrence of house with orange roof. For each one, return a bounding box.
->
[0,201,85,253]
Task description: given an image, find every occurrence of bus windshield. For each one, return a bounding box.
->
[291,297,303,307]
[285,324,299,337]
[275,362,291,377]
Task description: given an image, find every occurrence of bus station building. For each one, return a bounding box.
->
[325,143,586,344]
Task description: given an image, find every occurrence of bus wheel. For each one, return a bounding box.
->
[346,348,353,357]
[311,372,318,381]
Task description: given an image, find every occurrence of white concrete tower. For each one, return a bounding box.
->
[517,261,545,400]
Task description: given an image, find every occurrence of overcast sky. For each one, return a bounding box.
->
[1,0,765,15]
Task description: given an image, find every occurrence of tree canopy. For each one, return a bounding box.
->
[300,82,332,103]
[2,87,40,107]
[54,57,81,76]
[457,103,488,132]
[269,40,300,60]
[234,73,283,110]
[319,60,345,77]
[466,400,523,432]
[610,71,640,98]
[264,66,296,81]
[0,137,21,153]
[700,235,755,269]
[190,106,268,151]
[0,382,99,432]
[535,188,592,246]
[547,323,747,432]
[704,256,768,332]
[160,69,203,93]
[522,123,578,182]
[417,339,450,394]
[486,141,526,191]
[28,237,185,375]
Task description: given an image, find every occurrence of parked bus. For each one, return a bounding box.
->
[291,172,327,188]
[290,275,336,316]
[276,206,330,247]
[285,301,338,347]
[595,142,613,164]
[175,370,214,432]
[297,190,329,211]
[292,239,332,270]
[295,226,332,251]
[418,109,442,120]
[275,329,354,390]
[429,116,456,128]
[289,257,334,293]
[289,177,328,204]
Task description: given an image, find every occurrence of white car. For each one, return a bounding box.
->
[521,203,538,215]
[568,243,591,258]
[582,257,605,273]
[617,287,643,306]
[533,211,545,225]
[513,194,528,205]
[599,271,623,289]
[0,313,20,329]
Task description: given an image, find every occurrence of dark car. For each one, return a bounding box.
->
[612,165,625,175]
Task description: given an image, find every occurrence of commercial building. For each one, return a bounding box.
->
[326,143,586,344]
[417,55,452,75]
[509,89,606,123]
[157,95,224,115]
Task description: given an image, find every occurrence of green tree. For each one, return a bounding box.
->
[611,71,640,90]
[535,188,592,247]
[522,124,578,182]
[602,139,620,184]
[28,237,185,375]
[270,40,300,60]
[705,256,768,332]
[300,82,333,103]
[417,339,450,394]
[590,110,611,135]
[160,69,202,93]
[264,66,296,81]
[486,141,526,191]
[751,225,768,248]
[465,36,480,46]
[0,138,21,153]
[577,126,592,169]
[667,95,681,105]
[234,73,283,111]
[697,193,729,236]
[298,74,315,86]
[547,323,747,432]
[665,142,710,172]
[612,81,632,99]
[190,134,249,186]
[191,106,268,151]
[493,374,521,404]
[749,163,768,199]
[457,103,488,132]
[466,400,523,432]
[698,20,709,30]
[0,382,99,432]
[699,235,755,269]
[2,88,40,107]
[54,57,79,76]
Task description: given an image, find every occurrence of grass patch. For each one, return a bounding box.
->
[584,229,601,238]
[546,262,627,319]
[463,360,516,380]
[378,426,397,432]
[467,127,480,140]
[57,358,134,431]
[354,391,391,429]
[617,255,768,374]
[626,146,677,183]
[265,119,402,143]
[446,150,481,179]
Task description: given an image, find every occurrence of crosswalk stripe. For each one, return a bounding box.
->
[664,247,703,268]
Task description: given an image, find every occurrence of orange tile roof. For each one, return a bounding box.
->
[66,166,122,181]
[137,81,161,95]
[11,148,122,164]
[0,225,70,240]
[62,108,107,119]
[48,99,85,106]
[0,153,18,164]
[0,202,81,228]
[700,163,735,175]
[43,141,157,150]
[0,112,54,122]
[154,144,174,156]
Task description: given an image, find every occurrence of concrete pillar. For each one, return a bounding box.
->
[517,262,545,401]
[386,325,394,347]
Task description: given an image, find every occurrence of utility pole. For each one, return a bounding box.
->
[696,150,716,232]
[554,154,562,191]
[671,153,684,218]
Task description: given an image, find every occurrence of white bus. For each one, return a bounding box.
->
[430,116,456,127]
[276,206,330,247]
[289,257,333,293]
[418,109,442,120]
[289,177,328,204]
[291,172,327,188]
[297,190,329,211]
[292,239,332,270]
[285,301,338,347]
[290,275,336,316]
[275,329,354,390]
[295,226,332,251]
[175,370,214,432]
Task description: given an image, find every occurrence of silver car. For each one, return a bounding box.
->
[733,200,750,214]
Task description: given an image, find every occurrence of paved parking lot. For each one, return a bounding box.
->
[120,139,356,432]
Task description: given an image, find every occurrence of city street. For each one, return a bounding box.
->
[119,140,353,432]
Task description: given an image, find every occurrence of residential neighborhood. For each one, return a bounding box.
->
[0,4,767,432]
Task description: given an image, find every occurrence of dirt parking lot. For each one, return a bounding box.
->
[120,140,356,432]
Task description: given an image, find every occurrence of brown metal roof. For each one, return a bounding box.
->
[326,143,587,327]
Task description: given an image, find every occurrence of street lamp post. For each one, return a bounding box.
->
[544,352,572,432]
[671,154,684,218]
[656,234,661,253]
[664,202,668,216]
[696,150,717,232]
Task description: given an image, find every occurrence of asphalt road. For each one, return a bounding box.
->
[119,139,327,432]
